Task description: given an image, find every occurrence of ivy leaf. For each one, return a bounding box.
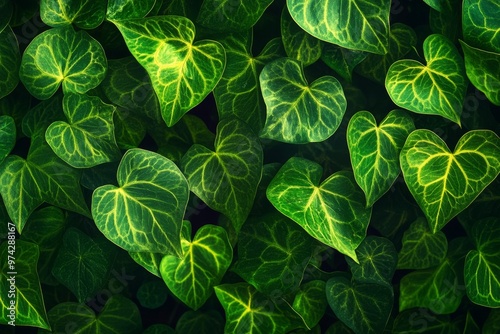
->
[465,217,500,307]
[0,115,15,164]
[0,131,90,232]
[0,27,20,99]
[45,93,121,168]
[397,217,448,269]
[385,34,467,125]
[326,275,393,334]
[259,57,347,143]
[400,129,500,233]
[112,16,225,127]
[196,0,273,32]
[106,0,156,20]
[462,0,500,53]
[22,94,64,138]
[347,110,415,207]
[233,211,317,295]
[160,221,233,310]
[137,279,169,309]
[0,240,49,329]
[175,310,224,334]
[0,0,12,33]
[19,26,107,100]
[40,0,106,29]
[292,280,328,330]
[267,157,372,262]
[460,41,500,106]
[321,44,367,82]
[92,148,189,256]
[181,117,263,233]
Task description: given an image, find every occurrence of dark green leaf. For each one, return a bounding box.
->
[0,0,12,33]
[292,280,327,329]
[129,251,162,278]
[0,27,20,99]
[175,310,224,334]
[483,309,500,334]
[321,44,366,82]
[137,279,169,309]
[0,115,15,164]
[392,310,460,333]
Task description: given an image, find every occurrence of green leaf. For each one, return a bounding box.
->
[92,148,189,255]
[267,157,371,262]
[346,236,398,286]
[0,27,20,99]
[463,312,480,334]
[460,40,500,106]
[181,117,263,232]
[462,0,500,53]
[45,93,121,168]
[22,94,64,138]
[143,324,175,334]
[51,228,113,303]
[400,129,500,233]
[292,280,327,329]
[113,107,146,150]
[321,44,367,82]
[112,16,225,127]
[287,0,390,54]
[484,309,500,334]
[259,57,347,143]
[137,279,169,309]
[43,295,142,333]
[197,0,273,32]
[0,131,90,232]
[106,0,156,20]
[347,110,415,207]
[160,221,232,310]
[385,34,467,124]
[429,0,461,42]
[40,0,106,29]
[0,0,12,33]
[19,26,107,100]
[0,115,15,164]
[326,275,393,334]
[129,251,163,278]
[424,0,445,11]
[397,217,448,269]
[392,310,460,333]
[175,310,224,334]
[465,217,500,307]
[0,240,49,329]
[214,32,285,133]
[215,282,302,334]
[233,211,317,295]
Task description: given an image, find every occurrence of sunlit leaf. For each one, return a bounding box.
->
[106,0,156,20]
[40,0,106,29]
[462,0,500,53]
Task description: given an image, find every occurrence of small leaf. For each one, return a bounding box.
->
[175,310,224,334]
[267,157,372,262]
[160,221,233,310]
[292,280,327,329]
[106,0,156,20]
[40,0,106,29]
[259,57,346,143]
[321,44,367,82]
[462,0,500,53]
[400,129,500,233]
[0,115,15,164]
[137,279,169,309]
[0,27,20,99]
[92,148,189,255]
[385,34,467,124]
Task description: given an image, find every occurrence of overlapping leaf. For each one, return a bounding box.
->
[267,157,372,262]
[129,251,163,277]
[347,110,415,207]
[287,0,390,54]
[92,148,189,255]
[386,34,467,124]
[400,129,500,233]
[0,27,20,99]
[106,0,156,20]
[40,0,106,29]
[0,115,15,164]
[462,0,500,53]
[321,44,367,82]
[175,310,224,334]
[112,16,225,127]
[259,57,346,143]
[292,280,328,329]
[19,26,107,100]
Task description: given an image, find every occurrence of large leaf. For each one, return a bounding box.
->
[45,93,121,168]
[397,217,448,269]
[385,34,467,125]
[181,117,263,232]
[112,16,225,127]
[259,57,346,143]
[160,221,232,310]
[19,26,107,100]
[0,115,15,164]
[92,148,189,256]
[400,129,500,233]
[267,157,372,262]
[0,27,20,99]
[40,0,106,29]
[347,110,415,207]
[287,0,390,54]
[462,0,500,53]
[465,217,500,307]
[0,240,49,329]
[106,0,156,20]
[233,211,317,295]
[0,131,89,232]
[292,280,328,329]
[326,275,393,334]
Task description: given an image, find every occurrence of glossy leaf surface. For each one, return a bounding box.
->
[462,0,500,53]
[40,0,106,29]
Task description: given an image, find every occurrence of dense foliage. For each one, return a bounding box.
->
[1,0,499,333]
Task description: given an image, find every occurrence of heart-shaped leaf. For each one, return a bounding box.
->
[181,117,263,233]
[385,34,467,125]
[175,310,224,334]
[326,275,393,334]
[0,115,15,164]
[0,27,20,100]
[321,44,367,82]
[40,0,106,29]
[19,26,107,100]
[106,0,156,20]
[46,93,121,168]
[112,16,225,127]
[465,217,500,307]
[259,57,346,143]
[462,0,500,53]
[400,129,500,233]
[92,148,189,256]
[267,157,372,262]
[347,110,415,207]
[292,280,328,329]
[137,279,169,309]
[287,0,390,54]
[160,221,232,310]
